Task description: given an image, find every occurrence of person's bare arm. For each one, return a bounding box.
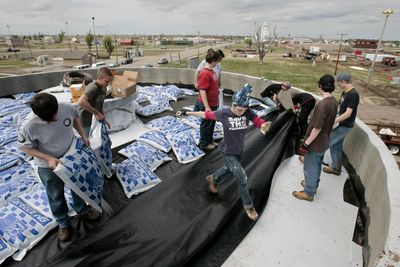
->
[335,107,353,124]
[20,146,61,169]
[77,95,104,121]
[73,117,90,146]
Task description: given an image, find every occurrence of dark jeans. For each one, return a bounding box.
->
[38,167,89,228]
[298,99,316,139]
[212,153,254,209]
[193,100,218,147]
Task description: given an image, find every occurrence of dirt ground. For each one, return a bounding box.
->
[350,78,400,164]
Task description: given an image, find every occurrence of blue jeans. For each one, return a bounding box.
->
[303,151,324,196]
[211,153,254,209]
[329,126,352,171]
[194,100,217,147]
[38,167,88,228]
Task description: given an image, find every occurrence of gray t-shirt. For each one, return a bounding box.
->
[18,103,78,167]
[77,81,106,128]
[214,108,257,155]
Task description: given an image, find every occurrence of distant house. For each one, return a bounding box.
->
[62,51,97,67]
[354,39,378,49]
[119,39,135,46]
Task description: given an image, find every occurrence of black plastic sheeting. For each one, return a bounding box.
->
[4,96,297,267]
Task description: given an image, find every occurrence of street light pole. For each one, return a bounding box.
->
[65,21,72,52]
[334,33,347,75]
[92,17,99,61]
[197,31,200,58]
[6,24,17,57]
[366,8,394,90]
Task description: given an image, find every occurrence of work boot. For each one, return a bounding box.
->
[200,143,216,151]
[323,166,341,176]
[244,207,259,221]
[206,175,218,194]
[58,226,72,242]
[79,207,101,221]
[292,191,314,202]
[211,141,219,147]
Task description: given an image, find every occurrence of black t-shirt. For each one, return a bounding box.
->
[292,93,315,105]
[338,88,359,128]
[260,83,282,98]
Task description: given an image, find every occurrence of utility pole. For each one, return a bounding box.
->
[114,34,118,65]
[366,8,394,90]
[65,21,72,52]
[6,24,17,57]
[197,31,200,58]
[92,17,99,61]
[334,33,347,75]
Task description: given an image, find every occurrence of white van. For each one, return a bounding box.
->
[73,64,90,70]
[91,61,106,68]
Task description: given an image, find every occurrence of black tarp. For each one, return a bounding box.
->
[3,95,297,267]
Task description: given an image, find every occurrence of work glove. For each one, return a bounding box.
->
[298,143,309,155]
[260,121,271,135]
[176,110,187,116]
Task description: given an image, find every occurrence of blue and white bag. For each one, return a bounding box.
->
[136,130,171,153]
[116,157,162,198]
[0,237,16,265]
[54,137,103,212]
[179,115,202,129]
[166,130,205,164]
[145,116,179,131]
[118,141,171,172]
[89,120,113,178]
[0,153,19,172]
[13,93,36,104]
[0,199,56,261]
[161,85,184,101]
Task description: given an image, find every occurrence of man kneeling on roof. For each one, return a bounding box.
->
[176,84,271,221]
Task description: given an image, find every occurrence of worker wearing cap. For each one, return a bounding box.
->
[176,84,271,221]
[260,81,291,109]
[323,72,359,176]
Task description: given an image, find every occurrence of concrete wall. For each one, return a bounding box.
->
[1,67,399,266]
[344,120,400,267]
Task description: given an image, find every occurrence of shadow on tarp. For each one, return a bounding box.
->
[3,108,297,267]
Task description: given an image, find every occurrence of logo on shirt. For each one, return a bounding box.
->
[228,117,248,130]
[63,118,71,127]
[18,133,26,143]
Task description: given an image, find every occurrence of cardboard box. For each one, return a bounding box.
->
[111,71,138,98]
[70,83,86,103]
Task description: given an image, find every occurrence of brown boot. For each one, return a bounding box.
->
[206,175,218,194]
[292,191,314,202]
[58,226,72,242]
[244,207,259,221]
[79,207,101,221]
[200,143,216,151]
[323,166,341,176]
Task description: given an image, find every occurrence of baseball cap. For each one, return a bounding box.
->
[337,72,351,82]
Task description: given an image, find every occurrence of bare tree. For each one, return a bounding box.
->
[254,22,278,64]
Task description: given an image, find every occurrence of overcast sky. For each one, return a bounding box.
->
[1,0,399,40]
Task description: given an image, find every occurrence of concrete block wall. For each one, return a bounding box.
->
[1,67,399,266]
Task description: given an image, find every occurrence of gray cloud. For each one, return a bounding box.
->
[0,0,398,39]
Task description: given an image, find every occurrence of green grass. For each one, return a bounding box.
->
[0,59,35,73]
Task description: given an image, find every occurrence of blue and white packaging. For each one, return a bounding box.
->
[179,115,202,129]
[136,130,171,153]
[89,120,113,178]
[0,237,16,265]
[116,157,162,198]
[118,141,171,172]
[0,153,19,172]
[145,116,179,131]
[166,130,205,164]
[54,137,103,212]
[0,199,56,261]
